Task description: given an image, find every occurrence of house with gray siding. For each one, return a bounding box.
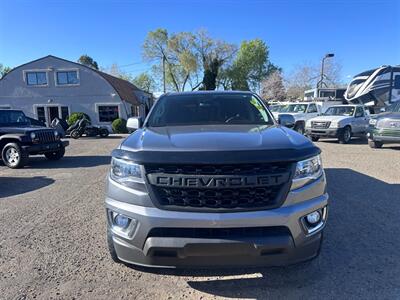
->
[0,55,152,131]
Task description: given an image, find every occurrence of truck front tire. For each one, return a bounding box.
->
[368,140,383,148]
[107,228,121,263]
[338,126,352,144]
[44,147,65,160]
[1,142,29,169]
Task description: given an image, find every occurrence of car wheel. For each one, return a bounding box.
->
[1,142,29,169]
[368,140,383,149]
[99,128,109,138]
[44,147,65,160]
[107,228,121,263]
[70,130,81,139]
[338,126,351,144]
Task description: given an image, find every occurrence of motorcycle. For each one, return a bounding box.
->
[51,117,109,139]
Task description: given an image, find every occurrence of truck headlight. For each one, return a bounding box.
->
[291,155,323,190]
[110,157,142,188]
[30,132,36,139]
[54,130,60,140]
[330,121,339,128]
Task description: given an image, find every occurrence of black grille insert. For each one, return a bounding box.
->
[146,163,292,212]
[35,130,56,144]
[311,121,331,129]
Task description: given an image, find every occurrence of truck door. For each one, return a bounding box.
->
[354,107,368,133]
[306,104,319,119]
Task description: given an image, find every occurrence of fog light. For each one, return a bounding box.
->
[306,211,321,225]
[113,214,130,229]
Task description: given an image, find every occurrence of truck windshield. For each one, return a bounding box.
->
[269,105,282,112]
[387,102,400,112]
[0,110,30,127]
[146,94,274,127]
[281,104,307,113]
[324,106,355,116]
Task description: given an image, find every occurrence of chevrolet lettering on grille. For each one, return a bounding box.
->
[147,173,290,188]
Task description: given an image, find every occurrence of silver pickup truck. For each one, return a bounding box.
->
[305,105,369,144]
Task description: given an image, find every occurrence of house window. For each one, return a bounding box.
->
[98,105,119,122]
[26,72,47,86]
[131,105,140,117]
[56,71,79,85]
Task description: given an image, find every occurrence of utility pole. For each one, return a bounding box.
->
[162,55,166,93]
[317,53,334,88]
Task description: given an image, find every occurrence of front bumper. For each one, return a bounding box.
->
[368,128,400,143]
[305,128,342,138]
[106,174,328,268]
[23,140,69,154]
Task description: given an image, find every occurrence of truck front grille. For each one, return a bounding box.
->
[145,163,292,212]
[35,130,56,144]
[311,121,331,129]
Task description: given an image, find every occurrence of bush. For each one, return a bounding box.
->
[67,112,91,126]
[112,118,128,133]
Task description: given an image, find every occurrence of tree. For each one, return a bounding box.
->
[285,59,343,100]
[0,63,12,79]
[107,63,133,82]
[132,72,156,93]
[261,70,286,101]
[192,30,237,90]
[78,55,99,70]
[226,39,271,92]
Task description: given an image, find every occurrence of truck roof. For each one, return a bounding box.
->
[163,90,255,97]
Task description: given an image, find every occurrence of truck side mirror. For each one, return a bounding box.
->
[126,117,143,132]
[278,114,295,129]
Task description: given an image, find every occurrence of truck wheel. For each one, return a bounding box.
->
[107,228,121,263]
[368,140,383,149]
[44,147,65,160]
[310,136,320,142]
[294,122,305,135]
[70,130,81,139]
[99,128,109,138]
[338,126,351,144]
[1,142,29,169]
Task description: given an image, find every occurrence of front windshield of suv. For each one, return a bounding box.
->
[146,94,274,127]
[387,102,400,112]
[281,104,308,113]
[324,106,355,116]
[0,110,30,127]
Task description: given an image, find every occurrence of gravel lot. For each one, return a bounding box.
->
[1,136,399,299]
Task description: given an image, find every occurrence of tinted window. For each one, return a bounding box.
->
[147,94,273,127]
[57,71,79,85]
[0,110,29,126]
[355,107,364,117]
[26,72,47,86]
[281,104,307,113]
[98,105,119,122]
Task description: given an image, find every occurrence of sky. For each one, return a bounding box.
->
[1,0,399,86]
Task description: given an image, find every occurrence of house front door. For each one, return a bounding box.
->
[47,106,59,123]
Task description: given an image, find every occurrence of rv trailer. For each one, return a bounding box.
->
[344,65,400,113]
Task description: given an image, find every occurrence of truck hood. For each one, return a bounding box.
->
[374,112,400,120]
[308,115,350,122]
[117,125,320,164]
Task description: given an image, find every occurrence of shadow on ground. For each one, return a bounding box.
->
[0,176,55,198]
[127,168,400,298]
[25,155,111,169]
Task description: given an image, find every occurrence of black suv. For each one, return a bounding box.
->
[0,109,69,168]
[368,102,400,148]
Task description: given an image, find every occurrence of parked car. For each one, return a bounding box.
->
[305,105,369,144]
[0,109,69,168]
[274,102,322,134]
[367,102,400,148]
[105,91,328,268]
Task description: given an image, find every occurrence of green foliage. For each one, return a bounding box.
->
[132,72,156,92]
[67,112,91,126]
[112,118,128,133]
[78,55,99,70]
[0,63,12,79]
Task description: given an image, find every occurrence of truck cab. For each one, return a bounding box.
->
[305,105,370,144]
